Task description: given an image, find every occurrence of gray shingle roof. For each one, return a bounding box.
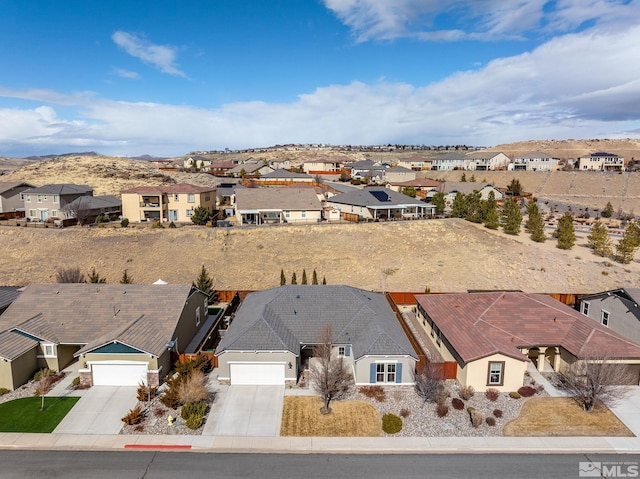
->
[0,182,33,195]
[235,188,322,211]
[0,284,196,358]
[327,188,425,208]
[60,195,121,212]
[0,330,38,361]
[216,285,417,360]
[260,170,312,179]
[0,287,22,311]
[23,184,93,195]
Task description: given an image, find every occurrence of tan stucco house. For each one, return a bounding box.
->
[0,284,210,390]
[121,183,216,223]
[215,285,418,386]
[234,187,322,225]
[414,292,640,392]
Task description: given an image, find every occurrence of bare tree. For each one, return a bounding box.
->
[308,324,354,414]
[55,266,85,283]
[555,355,635,412]
[35,370,55,411]
[69,196,91,226]
[413,362,446,407]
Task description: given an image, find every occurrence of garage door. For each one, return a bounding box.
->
[230,363,285,385]
[91,361,148,386]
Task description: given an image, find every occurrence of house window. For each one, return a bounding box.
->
[53,195,59,203]
[376,363,396,383]
[174,194,179,201]
[20,193,24,201]
[601,310,610,327]
[42,343,56,358]
[51,210,58,218]
[284,211,290,218]
[186,209,194,217]
[37,195,42,203]
[301,210,306,218]
[487,361,504,386]
[196,306,201,327]
[581,301,590,316]
[26,195,31,203]
[29,209,36,217]
[338,346,345,357]
[187,194,195,203]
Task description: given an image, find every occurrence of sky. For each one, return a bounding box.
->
[1,0,640,157]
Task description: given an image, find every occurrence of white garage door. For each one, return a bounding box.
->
[91,361,148,386]
[230,363,285,385]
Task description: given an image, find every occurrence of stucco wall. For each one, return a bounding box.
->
[171,290,208,354]
[354,355,416,385]
[460,353,527,392]
[5,348,38,390]
[581,295,640,345]
[79,353,159,370]
[216,351,297,381]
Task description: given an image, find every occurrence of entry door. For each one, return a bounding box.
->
[169,210,178,221]
[40,210,48,221]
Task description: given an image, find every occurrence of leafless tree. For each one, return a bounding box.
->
[55,266,85,283]
[555,355,635,412]
[35,370,55,411]
[308,324,354,414]
[69,196,91,226]
[413,362,446,407]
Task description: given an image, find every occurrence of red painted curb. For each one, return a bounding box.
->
[124,444,192,450]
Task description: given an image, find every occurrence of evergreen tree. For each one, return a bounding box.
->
[555,212,576,249]
[507,178,523,196]
[464,191,483,223]
[601,202,614,218]
[193,264,217,301]
[483,191,500,230]
[470,174,476,182]
[451,192,468,218]
[527,203,546,243]
[524,200,538,232]
[312,269,318,285]
[615,223,639,263]
[460,172,467,182]
[291,272,297,285]
[190,205,210,225]
[120,269,133,284]
[500,197,522,235]
[301,269,308,285]
[280,269,286,286]
[587,220,613,257]
[430,192,446,216]
[322,276,327,285]
[87,267,106,283]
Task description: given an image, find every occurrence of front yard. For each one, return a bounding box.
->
[0,397,79,433]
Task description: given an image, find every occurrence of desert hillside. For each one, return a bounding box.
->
[1,219,637,293]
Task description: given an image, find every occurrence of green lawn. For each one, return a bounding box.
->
[0,396,80,433]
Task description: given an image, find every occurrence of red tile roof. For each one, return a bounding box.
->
[415,292,640,364]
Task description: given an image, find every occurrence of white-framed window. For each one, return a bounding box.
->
[42,343,56,358]
[51,210,58,218]
[376,363,396,383]
[37,195,42,203]
[338,346,345,357]
[196,306,201,327]
[186,209,194,217]
[29,209,36,217]
[601,310,610,327]
[284,210,290,218]
[174,194,179,201]
[20,193,25,201]
[487,361,504,386]
[43,195,47,201]
[53,195,59,203]
[187,194,195,203]
[301,210,306,218]
[581,301,590,316]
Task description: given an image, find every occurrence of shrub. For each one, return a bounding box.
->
[434,388,449,406]
[509,392,521,399]
[153,407,165,417]
[137,382,158,401]
[33,368,56,382]
[151,220,163,228]
[185,414,203,430]
[486,417,496,426]
[175,355,212,376]
[382,413,403,434]
[466,406,475,414]
[134,424,145,432]
[470,409,484,428]
[359,385,386,402]
[436,404,449,418]
[181,401,208,420]
[536,384,545,393]
[459,385,475,401]
[120,218,129,228]
[493,409,503,418]
[517,386,536,397]
[160,377,183,409]
[485,388,500,402]
[122,405,145,425]
[177,370,209,405]
[451,397,465,410]
[0,387,10,396]
[168,221,177,228]
[71,377,80,387]
[399,408,410,418]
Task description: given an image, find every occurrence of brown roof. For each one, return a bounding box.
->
[389,178,441,188]
[0,284,197,358]
[121,183,215,194]
[415,292,640,364]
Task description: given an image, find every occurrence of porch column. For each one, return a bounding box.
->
[537,347,547,372]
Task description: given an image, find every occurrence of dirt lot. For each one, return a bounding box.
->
[1,218,638,293]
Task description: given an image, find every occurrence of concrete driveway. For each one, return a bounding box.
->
[211,385,284,436]
[609,386,640,436]
[53,386,138,435]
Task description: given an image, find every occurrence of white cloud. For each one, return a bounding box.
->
[113,68,140,80]
[1,23,640,155]
[112,31,185,77]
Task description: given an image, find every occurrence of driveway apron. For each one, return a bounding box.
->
[214,385,284,436]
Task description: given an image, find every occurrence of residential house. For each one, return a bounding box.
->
[255,170,314,184]
[0,287,22,315]
[577,152,625,171]
[439,182,504,203]
[431,152,469,171]
[577,288,640,345]
[415,292,640,392]
[210,160,237,176]
[0,181,33,213]
[22,184,93,222]
[384,166,417,184]
[183,156,212,170]
[234,187,322,225]
[268,158,292,170]
[466,152,511,171]
[397,155,432,171]
[0,283,210,390]
[60,195,121,222]
[326,187,435,221]
[345,159,387,182]
[301,158,345,176]
[227,161,274,178]
[215,285,418,385]
[511,152,560,171]
[387,178,442,200]
[121,183,216,223]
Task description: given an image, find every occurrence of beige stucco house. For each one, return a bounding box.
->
[577,152,625,171]
[0,284,210,390]
[234,187,322,225]
[121,183,216,223]
[215,285,418,386]
[414,292,640,392]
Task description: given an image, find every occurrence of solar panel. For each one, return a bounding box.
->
[369,190,391,202]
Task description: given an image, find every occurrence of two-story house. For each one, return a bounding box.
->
[577,288,640,345]
[0,181,33,213]
[22,184,93,222]
[466,152,511,171]
[511,151,560,171]
[431,152,469,171]
[577,152,625,171]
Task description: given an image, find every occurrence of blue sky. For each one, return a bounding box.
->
[1,0,639,157]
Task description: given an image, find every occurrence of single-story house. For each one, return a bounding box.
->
[255,170,314,183]
[438,182,504,203]
[227,161,274,178]
[326,187,435,220]
[234,187,322,225]
[577,288,640,345]
[415,292,640,392]
[0,181,33,213]
[60,195,121,222]
[387,178,442,199]
[215,285,418,386]
[0,284,210,390]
